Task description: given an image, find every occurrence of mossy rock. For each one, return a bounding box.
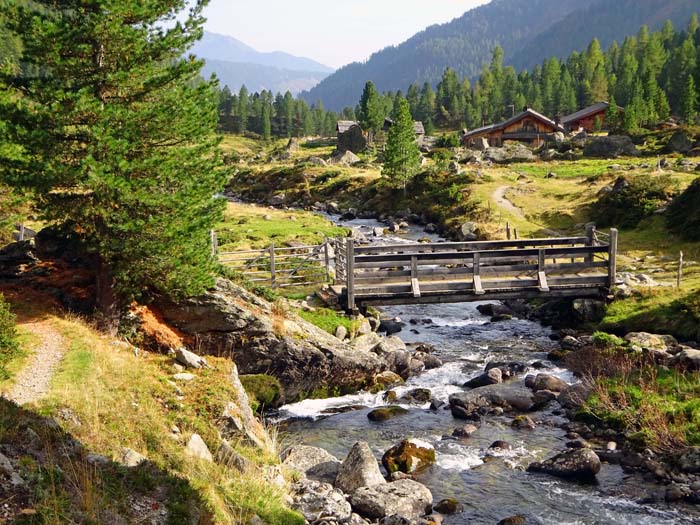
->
[240,374,283,411]
[498,516,527,525]
[381,439,436,474]
[547,348,569,361]
[433,498,464,515]
[367,406,409,422]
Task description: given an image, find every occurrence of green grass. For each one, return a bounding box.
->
[296,307,355,336]
[0,294,23,383]
[216,202,346,252]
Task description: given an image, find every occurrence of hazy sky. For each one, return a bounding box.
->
[203,0,489,69]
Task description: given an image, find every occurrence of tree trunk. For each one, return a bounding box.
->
[95,256,120,336]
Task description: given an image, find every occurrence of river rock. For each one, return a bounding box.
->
[382,439,436,474]
[489,440,511,451]
[282,445,341,484]
[399,388,432,404]
[374,371,405,389]
[560,335,583,350]
[531,374,568,393]
[413,352,443,370]
[449,382,535,419]
[368,406,409,422]
[511,415,536,430]
[433,498,463,515]
[557,382,591,410]
[497,516,527,525]
[350,479,433,520]
[476,303,513,317]
[291,479,352,523]
[527,449,601,480]
[452,424,479,438]
[424,223,438,234]
[464,368,502,388]
[351,333,383,352]
[336,442,386,494]
[485,361,526,379]
[571,299,606,323]
[379,319,406,335]
[374,336,408,353]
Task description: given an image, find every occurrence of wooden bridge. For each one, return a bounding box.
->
[331,228,618,311]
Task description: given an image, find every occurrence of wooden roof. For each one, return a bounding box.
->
[561,102,614,125]
[383,117,426,135]
[463,108,564,139]
[337,120,360,133]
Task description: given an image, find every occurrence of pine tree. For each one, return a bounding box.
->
[357,81,383,133]
[261,97,272,140]
[0,0,228,330]
[237,85,249,133]
[681,75,699,122]
[605,94,620,131]
[383,97,421,194]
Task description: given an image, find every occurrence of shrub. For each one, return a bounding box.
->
[240,374,283,411]
[435,133,460,148]
[595,174,677,228]
[667,178,700,241]
[0,295,20,381]
[591,331,625,348]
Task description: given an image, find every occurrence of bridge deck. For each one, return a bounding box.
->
[331,229,618,311]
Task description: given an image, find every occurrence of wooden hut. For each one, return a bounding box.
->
[561,102,623,132]
[462,108,565,148]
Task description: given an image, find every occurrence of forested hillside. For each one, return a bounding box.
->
[511,0,700,71]
[302,0,588,110]
[220,15,700,140]
[303,0,700,111]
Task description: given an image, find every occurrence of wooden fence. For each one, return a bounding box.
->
[218,240,333,289]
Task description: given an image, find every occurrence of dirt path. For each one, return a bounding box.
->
[6,320,66,405]
[492,185,525,219]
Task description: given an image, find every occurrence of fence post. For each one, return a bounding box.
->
[346,238,355,311]
[472,252,484,295]
[324,240,331,283]
[269,241,276,289]
[19,224,25,241]
[506,221,511,240]
[678,251,684,289]
[210,230,218,257]
[608,228,618,289]
[585,224,596,264]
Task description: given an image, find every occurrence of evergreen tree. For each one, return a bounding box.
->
[237,85,249,133]
[357,81,383,133]
[680,74,699,122]
[605,94,620,130]
[0,0,227,330]
[261,97,272,140]
[383,97,421,194]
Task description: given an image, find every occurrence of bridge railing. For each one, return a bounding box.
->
[335,230,618,310]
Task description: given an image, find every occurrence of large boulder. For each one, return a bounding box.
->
[672,347,700,370]
[382,439,436,474]
[335,442,386,494]
[624,332,675,352]
[158,278,388,402]
[464,368,502,388]
[527,449,601,480]
[530,374,568,393]
[557,382,591,410]
[282,445,341,484]
[350,479,433,520]
[571,299,606,323]
[337,125,368,154]
[484,144,536,164]
[583,135,639,158]
[333,150,362,166]
[666,130,694,154]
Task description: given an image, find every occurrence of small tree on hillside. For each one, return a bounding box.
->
[383,97,421,194]
[357,81,384,133]
[0,0,228,332]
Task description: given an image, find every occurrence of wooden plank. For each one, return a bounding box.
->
[269,242,276,288]
[473,252,485,295]
[352,237,590,255]
[537,249,549,292]
[346,238,355,311]
[411,278,421,298]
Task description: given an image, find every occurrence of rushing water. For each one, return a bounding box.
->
[276,217,700,525]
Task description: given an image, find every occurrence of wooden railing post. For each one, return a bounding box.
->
[346,238,355,311]
[324,240,331,283]
[585,224,596,263]
[472,252,485,295]
[269,241,276,289]
[608,228,618,289]
[537,249,549,292]
[19,224,25,242]
[410,255,420,297]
